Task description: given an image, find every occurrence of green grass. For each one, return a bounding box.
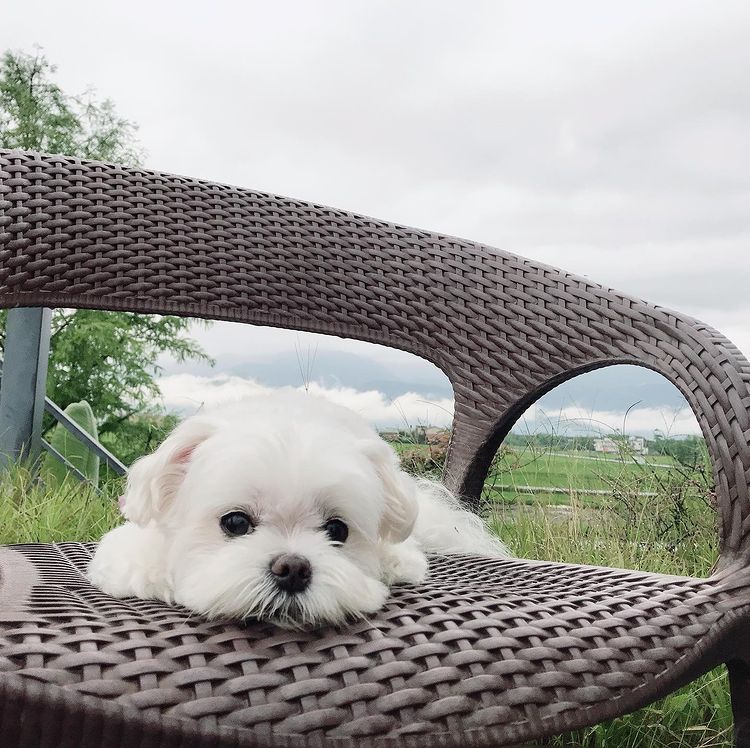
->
[388,440,429,454]
[0,464,121,544]
[489,488,613,507]
[490,499,716,589]
[492,447,677,493]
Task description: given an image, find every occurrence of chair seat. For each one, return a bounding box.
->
[0,543,734,747]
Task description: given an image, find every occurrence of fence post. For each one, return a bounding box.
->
[0,307,53,468]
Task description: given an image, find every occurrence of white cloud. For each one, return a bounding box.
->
[157,374,274,411]
[157,374,454,428]
[157,373,702,440]
[519,403,702,439]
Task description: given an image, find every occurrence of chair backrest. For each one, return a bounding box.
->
[2,150,750,564]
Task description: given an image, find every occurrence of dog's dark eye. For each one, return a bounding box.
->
[323,518,348,544]
[220,511,254,537]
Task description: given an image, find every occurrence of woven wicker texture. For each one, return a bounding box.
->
[1,150,750,745]
[0,543,746,748]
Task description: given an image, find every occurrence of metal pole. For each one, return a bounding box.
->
[0,307,53,468]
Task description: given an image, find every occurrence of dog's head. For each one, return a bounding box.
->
[121,393,419,627]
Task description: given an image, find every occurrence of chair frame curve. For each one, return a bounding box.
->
[2,149,750,746]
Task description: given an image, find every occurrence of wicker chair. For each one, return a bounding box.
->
[1,149,749,747]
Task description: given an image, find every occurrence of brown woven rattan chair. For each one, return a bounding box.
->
[1,149,750,747]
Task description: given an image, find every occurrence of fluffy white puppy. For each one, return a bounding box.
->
[88,392,508,627]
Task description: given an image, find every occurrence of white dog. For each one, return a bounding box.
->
[88,393,507,627]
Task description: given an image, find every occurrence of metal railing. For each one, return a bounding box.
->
[43,397,128,477]
[0,355,128,487]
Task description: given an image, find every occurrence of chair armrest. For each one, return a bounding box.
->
[2,149,749,564]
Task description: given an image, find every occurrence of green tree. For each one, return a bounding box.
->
[44,310,212,465]
[0,49,212,468]
[0,49,142,163]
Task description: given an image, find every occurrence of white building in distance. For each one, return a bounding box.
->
[593,436,648,456]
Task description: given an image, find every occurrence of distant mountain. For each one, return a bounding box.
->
[533,365,686,412]
[161,349,454,400]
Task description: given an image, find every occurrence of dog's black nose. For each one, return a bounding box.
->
[269,554,312,594]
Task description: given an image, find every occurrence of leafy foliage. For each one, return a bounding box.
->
[651,433,709,468]
[0,49,212,467]
[44,310,211,438]
[0,49,142,164]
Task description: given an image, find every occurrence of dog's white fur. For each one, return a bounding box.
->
[88,393,508,627]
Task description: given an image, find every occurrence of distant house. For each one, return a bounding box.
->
[593,436,648,456]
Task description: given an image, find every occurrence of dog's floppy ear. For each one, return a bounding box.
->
[121,416,216,526]
[360,437,419,543]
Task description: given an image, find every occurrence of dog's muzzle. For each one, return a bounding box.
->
[269,554,312,594]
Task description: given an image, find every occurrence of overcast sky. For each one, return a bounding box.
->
[3,1,749,430]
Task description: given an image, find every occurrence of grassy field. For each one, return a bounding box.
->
[0,443,733,748]
[0,465,120,545]
[492,448,674,489]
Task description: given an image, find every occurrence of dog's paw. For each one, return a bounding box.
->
[88,522,172,602]
[379,540,428,586]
